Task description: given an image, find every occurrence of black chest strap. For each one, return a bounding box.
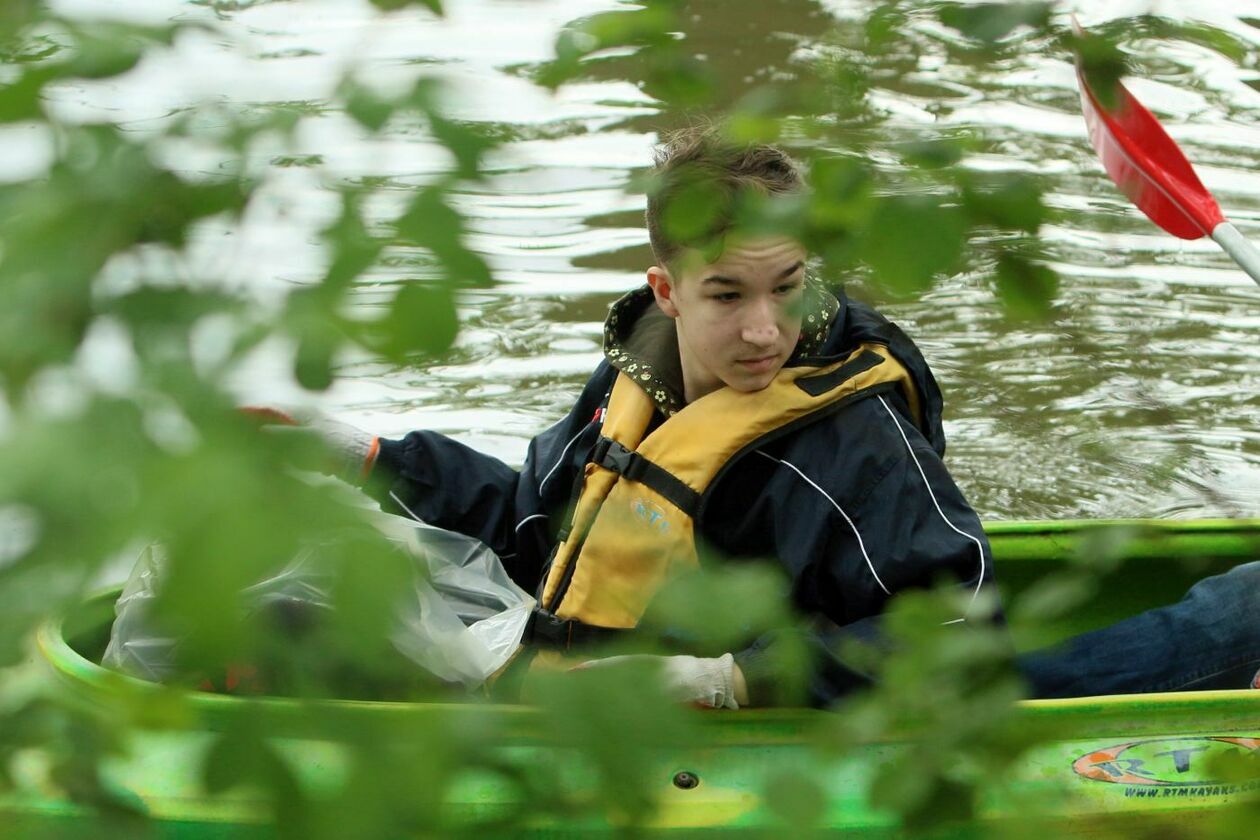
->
[590,436,700,517]
[523,609,630,650]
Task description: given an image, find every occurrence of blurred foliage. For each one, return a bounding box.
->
[2,0,1258,838]
[824,587,1027,832]
[535,0,1069,314]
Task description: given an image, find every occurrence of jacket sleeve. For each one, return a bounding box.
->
[361,363,615,589]
[367,430,524,557]
[726,393,998,708]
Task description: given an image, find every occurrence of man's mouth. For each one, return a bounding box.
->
[736,355,778,372]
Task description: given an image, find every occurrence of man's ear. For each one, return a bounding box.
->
[647,266,680,318]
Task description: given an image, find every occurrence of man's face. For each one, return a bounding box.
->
[647,235,807,403]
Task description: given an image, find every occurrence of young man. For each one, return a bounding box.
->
[309,126,992,708]
[301,127,1260,707]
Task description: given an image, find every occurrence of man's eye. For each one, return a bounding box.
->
[712,293,739,303]
[775,283,801,295]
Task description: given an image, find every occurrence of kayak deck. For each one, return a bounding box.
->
[8,518,1260,836]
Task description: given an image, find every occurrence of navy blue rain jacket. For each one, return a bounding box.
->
[364,289,996,707]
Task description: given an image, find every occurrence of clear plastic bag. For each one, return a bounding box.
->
[392,523,535,685]
[102,522,534,690]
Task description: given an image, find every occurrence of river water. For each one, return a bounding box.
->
[35,0,1260,520]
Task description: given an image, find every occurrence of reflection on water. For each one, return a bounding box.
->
[57,0,1260,519]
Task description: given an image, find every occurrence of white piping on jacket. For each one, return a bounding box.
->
[514,513,548,532]
[755,450,892,596]
[390,489,424,523]
[393,418,595,552]
[527,419,598,533]
[876,395,987,614]
[539,425,590,494]
[390,489,519,561]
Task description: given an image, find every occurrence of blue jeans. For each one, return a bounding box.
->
[1018,562,1260,698]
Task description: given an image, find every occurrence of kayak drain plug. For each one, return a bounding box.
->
[672,771,699,790]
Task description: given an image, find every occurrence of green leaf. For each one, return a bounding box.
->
[202,729,255,794]
[65,35,143,80]
[0,67,51,122]
[734,188,809,244]
[536,4,676,89]
[343,83,395,132]
[764,767,827,828]
[1073,524,1146,573]
[726,88,791,140]
[659,178,728,246]
[1206,747,1260,784]
[962,173,1046,233]
[994,253,1058,319]
[395,187,493,287]
[321,191,382,292]
[105,288,245,346]
[369,0,443,15]
[865,3,909,50]
[1069,30,1130,112]
[642,52,715,108]
[135,175,250,246]
[202,722,306,829]
[1010,573,1098,623]
[531,658,693,825]
[328,533,412,652]
[640,563,790,651]
[861,196,966,295]
[868,755,937,814]
[283,285,347,391]
[2,34,61,65]
[580,3,674,47]
[366,281,459,360]
[897,138,966,170]
[426,112,495,180]
[0,0,42,36]
[295,329,336,391]
[1132,16,1255,66]
[805,156,875,234]
[936,2,1053,44]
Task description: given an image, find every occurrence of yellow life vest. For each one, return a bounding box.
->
[529,342,924,647]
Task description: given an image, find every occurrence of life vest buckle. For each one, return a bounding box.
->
[591,436,643,480]
[590,434,700,516]
[524,608,628,650]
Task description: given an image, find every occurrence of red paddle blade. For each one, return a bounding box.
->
[1075,48,1224,239]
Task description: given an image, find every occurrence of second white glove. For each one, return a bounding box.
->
[575,653,740,709]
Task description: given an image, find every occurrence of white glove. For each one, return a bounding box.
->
[575,653,740,709]
[242,406,378,484]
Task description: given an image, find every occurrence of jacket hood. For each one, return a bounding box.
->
[601,280,946,454]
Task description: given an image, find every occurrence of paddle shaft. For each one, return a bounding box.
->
[1071,17,1260,288]
[1210,222,1260,288]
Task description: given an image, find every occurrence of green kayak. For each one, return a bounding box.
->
[8,518,1260,836]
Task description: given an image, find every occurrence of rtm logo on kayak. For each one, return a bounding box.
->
[632,498,670,534]
[1074,736,1260,792]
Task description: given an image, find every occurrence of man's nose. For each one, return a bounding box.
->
[741,299,780,346]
